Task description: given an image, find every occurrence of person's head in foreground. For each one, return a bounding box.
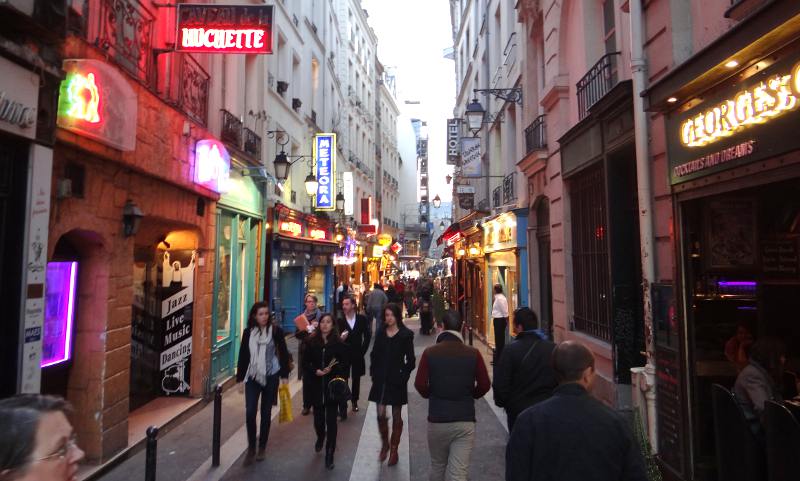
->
[0,394,84,481]
[552,341,596,391]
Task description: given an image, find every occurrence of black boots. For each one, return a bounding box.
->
[325,446,335,470]
[315,436,324,453]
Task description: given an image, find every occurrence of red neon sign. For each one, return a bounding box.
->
[445,232,462,246]
[280,221,302,237]
[176,5,273,54]
[309,229,327,240]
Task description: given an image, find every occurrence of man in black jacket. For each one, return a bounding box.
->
[337,293,372,418]
[492,307,557,431]
[506,341,647,481]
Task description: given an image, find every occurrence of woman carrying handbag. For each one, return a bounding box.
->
[236,302,292,466]
[368,302,416,466]
[303,313,350,470]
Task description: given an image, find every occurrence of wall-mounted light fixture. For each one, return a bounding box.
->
[122,200,144,237]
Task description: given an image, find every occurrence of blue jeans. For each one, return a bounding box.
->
[245,374,279,450]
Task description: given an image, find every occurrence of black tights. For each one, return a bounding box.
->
[313,403,339,451]
[376,404,403,422]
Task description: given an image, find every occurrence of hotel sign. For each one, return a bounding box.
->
[667,51,800,185]
[176,4,273,54]
[447,119,460,165]
[314,133,336,211]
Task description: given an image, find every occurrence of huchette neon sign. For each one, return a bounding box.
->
[179,28,267,52]
[680,62,800,147]
[176,4,273,54]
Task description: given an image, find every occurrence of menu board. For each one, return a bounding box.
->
[761,239,798,276]
[656,346,685,475]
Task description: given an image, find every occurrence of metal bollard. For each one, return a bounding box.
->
[145,426,158,481]
[468,320,474,346]
[212,384,222,467]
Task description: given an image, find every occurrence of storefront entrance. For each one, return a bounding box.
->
[678,175,800,478]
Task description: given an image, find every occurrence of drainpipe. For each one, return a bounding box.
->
[629,0,657,452]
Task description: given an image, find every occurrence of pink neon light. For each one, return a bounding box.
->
[41,262,78,368]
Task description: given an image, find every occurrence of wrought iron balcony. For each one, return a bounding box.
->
[502,172,516,205]
[524,115,547,154]
[221,110,243,147]
[243,128,261,159]
[477,198,490,211]
[576,52,620,120]
[178,54,210,126]
[493,186,502,208]
[95,0,155,84]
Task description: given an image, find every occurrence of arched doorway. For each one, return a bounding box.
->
[534,197,553,337]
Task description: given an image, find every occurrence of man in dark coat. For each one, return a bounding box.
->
[506,341,648,481]
[337,293,372,417]
[493,307,557,431]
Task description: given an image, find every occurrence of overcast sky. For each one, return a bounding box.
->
[361,0,456,202]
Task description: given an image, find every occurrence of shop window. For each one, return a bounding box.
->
[569,164,611,341]
[42,262,78,368]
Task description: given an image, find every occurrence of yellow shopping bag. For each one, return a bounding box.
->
[278,383,293,424]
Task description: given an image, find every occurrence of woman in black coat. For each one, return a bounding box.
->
[337,293,372,416]
[303,313,350,470]
[236,302,292,465]
[368,303,416,466]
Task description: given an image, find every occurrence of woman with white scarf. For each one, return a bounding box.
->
[236,302,292,466]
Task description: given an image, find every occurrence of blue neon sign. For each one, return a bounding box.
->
[314,133,336,211]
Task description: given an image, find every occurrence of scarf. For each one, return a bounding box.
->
[247,326,274,386]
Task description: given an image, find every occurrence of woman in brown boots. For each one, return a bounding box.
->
[368,302,416,465]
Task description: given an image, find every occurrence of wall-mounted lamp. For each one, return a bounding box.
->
[336,192,345,211]
[122,200,144,237]
[432,194,442,209]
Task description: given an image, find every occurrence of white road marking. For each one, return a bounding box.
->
[347,402,410,481]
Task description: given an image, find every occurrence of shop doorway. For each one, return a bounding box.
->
[534,197,553,337]
[680,177,800,479]
[280,267,304,332]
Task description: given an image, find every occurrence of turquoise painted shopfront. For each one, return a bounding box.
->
[211,172,267,384]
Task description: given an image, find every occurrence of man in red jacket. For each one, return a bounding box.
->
[414,310,491,481]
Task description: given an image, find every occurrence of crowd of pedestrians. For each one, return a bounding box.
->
[0,280,651,481]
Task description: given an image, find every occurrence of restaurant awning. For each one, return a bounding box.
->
[436,210,487,245]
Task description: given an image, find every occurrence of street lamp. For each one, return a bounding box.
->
[335,192,345,211]
[273,150,290,181]
[432,194,441,209]
[304,172,318,196]
[464,98,485,135]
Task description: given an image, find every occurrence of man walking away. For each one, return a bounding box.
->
[491,284,509,362]
[338,293,371,416]
[492,307,557,432]
[414,310,491,481]
[506,341,647,481]
[366,282,388,332]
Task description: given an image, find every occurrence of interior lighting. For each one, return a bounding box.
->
[725,60,739,68]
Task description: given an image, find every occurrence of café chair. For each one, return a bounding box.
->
[764,400,800,481]
[711,384,765,481]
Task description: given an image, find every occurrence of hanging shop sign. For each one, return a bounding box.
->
[458,193,475,210]
[176,4,274,54]
[343,171,354,215]
[0,57,38,140]
[194,139,231,193]
[667,50,800,185]
[57,59,137,151]
[314,133,336,210]
[391,242,403,254]
[445,232,462,247]
[309,228,328,240]
[371,245,386,259]
[377,233,393,247]
[460,137,482,177]
[447,119,461,165]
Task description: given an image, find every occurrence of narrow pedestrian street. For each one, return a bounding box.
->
[96,317,508,481]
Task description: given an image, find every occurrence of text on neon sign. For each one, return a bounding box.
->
[680,63,800,148]
[280,221,302,236]
[179,28,266,52]
[309,229,327,240]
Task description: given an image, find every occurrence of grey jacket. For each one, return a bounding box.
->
[365,288,388,311]
[734,360,781,432]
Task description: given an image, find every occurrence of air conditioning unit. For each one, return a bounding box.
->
[277,81,289,95]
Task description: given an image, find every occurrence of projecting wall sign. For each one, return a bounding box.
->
[176,4,274,54]
[314,134,336,211]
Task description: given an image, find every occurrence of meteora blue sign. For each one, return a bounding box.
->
[314,133,336,211]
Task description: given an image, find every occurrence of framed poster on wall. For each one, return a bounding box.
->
[705,197,757,269]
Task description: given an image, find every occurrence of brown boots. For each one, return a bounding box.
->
[377,416,390,462]
[388,419,403,466]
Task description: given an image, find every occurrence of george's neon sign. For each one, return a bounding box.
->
[176,4,273,54]
[309,229,327,240]
[680,62,800,147]
[280,221,302,237]
[63,72,101,124]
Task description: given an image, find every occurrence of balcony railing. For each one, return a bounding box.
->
[576,52,620,120]
[524,115,547,153]
[502,172,516,205]
[178,54,210,126]
[493,186,502,207]
[477,198,490,211]
[221,110,243,147]
[95,0,155,84]
[243,128,261,159]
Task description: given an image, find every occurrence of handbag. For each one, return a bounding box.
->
[327,376,352,403]
[278,383,293,423]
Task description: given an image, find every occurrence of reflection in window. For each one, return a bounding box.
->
[216,215,234,342]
